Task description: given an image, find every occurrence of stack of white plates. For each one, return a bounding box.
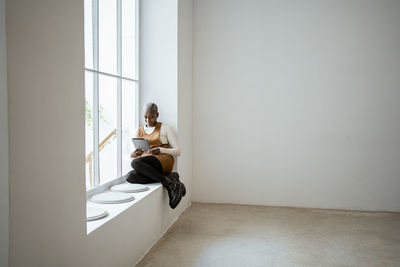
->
[86,206,108,221]
[90,191,135,204]
[110,182,149,193]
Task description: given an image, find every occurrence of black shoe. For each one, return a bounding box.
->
[170,182,183,209]
[161,175,180,206]
[168,172,186,197]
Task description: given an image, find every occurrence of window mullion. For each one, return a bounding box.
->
[92,0,100,186]
[117,0,122,177]
[84,68,139,82]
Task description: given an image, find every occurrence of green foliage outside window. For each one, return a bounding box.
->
[85,99,108,129]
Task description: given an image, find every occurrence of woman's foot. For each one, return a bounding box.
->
[168,172,186,197]
[170,183,183,209]
[162,175,182,208]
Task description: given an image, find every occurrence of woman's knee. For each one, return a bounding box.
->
[126,170,148,184]
[131,158,144,171]
[131,159,146,173]
[131,159,139,169]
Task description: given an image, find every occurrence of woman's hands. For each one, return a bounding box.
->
[149,148,161,155]
[130,147,161,158]
[130,148,144,158]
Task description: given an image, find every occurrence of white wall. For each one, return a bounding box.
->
[141,0,193,201]
[178,0,193,208]
[8,0,191,266]
[140,0,178,129]
[193,0,400,211]
[0,0,9,265]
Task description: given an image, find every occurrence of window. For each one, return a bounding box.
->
[85,0,139,189]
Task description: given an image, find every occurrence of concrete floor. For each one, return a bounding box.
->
[136,203,400,267]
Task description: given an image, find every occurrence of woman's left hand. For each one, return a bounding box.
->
[149,148,161,155]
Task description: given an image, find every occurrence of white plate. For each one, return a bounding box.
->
[110,182,149,193]
[90,191,135,204]
[86,206,108,221]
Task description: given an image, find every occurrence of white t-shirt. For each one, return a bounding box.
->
[132,123,181,157]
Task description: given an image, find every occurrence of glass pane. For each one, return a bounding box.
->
[85,71,94,188]
[122,80,137,175]
[84,0,93,69]
[99,74,118,184]
[122,0,136,79]
[99,0,117,74]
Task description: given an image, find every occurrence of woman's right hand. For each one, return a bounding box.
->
[130,148,144,159]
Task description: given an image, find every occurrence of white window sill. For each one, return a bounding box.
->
[86,181,163,235]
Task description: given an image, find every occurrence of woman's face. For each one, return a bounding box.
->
[144,110,158,127]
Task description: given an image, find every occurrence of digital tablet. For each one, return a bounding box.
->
[131,138,150,150]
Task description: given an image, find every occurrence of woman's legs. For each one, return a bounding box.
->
[130,156,164,182]
[126,170,154,184]
[127,156,183,209]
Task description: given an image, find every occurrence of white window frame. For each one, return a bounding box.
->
[85,0,140,191]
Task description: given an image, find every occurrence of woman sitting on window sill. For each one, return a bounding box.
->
[126,103,186,209]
